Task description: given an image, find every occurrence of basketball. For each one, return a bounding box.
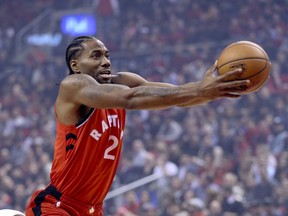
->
[217,41,271,94]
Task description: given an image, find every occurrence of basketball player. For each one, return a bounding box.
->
[25,36,249,216]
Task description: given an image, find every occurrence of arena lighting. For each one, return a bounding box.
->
[61,14,96,36]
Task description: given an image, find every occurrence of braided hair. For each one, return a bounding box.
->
[65,36,96,75]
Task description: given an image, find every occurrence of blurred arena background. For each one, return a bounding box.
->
[0,0,288,215]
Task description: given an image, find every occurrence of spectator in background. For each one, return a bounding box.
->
[153,154,179,189]
[138,190,157,215]
[156,115,183,143]
[208,200,222,216]
[92,0,120,38]
[269,117,288,156]
[121,139,153,183]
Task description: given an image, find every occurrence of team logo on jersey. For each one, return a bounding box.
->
[90,114,122,141]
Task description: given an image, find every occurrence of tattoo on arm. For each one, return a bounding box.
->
[75,75,96,88]
[132,86,181,97]
[84,84,128,100]
[76,74,182,105]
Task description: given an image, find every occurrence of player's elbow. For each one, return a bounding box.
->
[120,91,142,110]
[121,97,137,110]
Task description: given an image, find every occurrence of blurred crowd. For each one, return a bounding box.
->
[1,0,288,215]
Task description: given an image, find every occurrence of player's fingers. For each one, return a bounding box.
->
[219,68,243,82]
[218,82,250,94]
[224,85,248,93]
[221,92,242,98]
[221,80,250,89]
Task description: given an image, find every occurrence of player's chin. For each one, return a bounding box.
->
[97,77,112,84]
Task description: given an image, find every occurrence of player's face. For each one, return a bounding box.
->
[77,39,112,84]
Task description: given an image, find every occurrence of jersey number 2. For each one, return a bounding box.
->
[104,135,118,160]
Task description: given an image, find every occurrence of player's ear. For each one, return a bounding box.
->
[70,59,81,74]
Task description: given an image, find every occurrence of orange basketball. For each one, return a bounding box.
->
[217,41,271,94]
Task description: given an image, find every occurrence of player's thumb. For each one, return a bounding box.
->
[205,60,218,77]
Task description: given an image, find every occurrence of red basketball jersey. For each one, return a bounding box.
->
[50,108,126,205]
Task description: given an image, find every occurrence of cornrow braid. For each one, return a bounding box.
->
[65,36,96,75]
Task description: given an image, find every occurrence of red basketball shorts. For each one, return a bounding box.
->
[25,184,103,216]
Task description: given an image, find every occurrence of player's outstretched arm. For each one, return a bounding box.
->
[56,61,249,113]
[112,61,250,108]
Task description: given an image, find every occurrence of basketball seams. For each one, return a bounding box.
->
[243,65,270,93]
[242,60,268,80]
[218,58,269,70]
[246,75,269,93]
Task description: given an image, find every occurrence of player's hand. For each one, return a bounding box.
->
[198,61,250,99]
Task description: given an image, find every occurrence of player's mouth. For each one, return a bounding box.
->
[99,70,111,79]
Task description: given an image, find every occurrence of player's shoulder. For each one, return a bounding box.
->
[60,74,97,89]
[114,71,142,78]
[112,71,147,87]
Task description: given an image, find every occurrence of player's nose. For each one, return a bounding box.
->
[101,56,111,68]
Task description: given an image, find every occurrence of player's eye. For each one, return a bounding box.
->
[91,51,102,59]
[91,54,100,59]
